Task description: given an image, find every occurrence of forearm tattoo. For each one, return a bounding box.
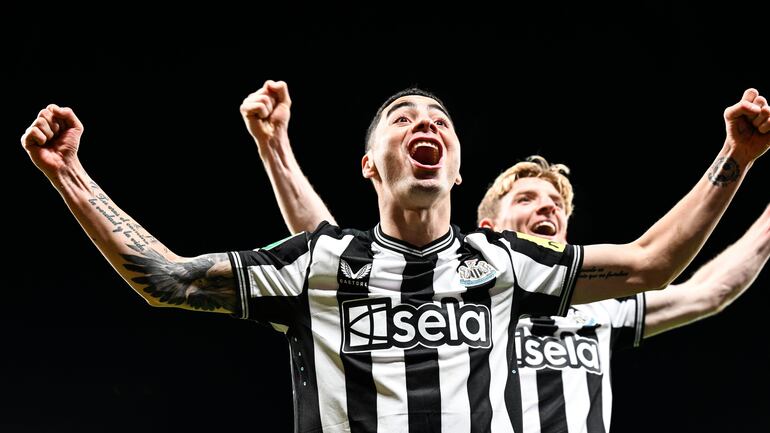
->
[88,181,157,252]
[578,266,630,280]
[707,157,740,187]
[122,246,239,313]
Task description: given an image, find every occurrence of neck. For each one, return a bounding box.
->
[378,193,452,247]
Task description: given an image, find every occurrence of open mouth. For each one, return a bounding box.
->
[531,220,557,237]
[408,138,443,168]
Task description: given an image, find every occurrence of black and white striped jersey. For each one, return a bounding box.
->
[516,295,645,433]
[228,222,583,433]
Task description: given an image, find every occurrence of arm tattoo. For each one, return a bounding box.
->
[708,156,740,187]
[121,246,239,313]
[87,181,158,252]
[578,266,630,280]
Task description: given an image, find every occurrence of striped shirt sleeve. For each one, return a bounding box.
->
[605,293,646,350]
[501,231,583,318]
[228,230,313,324]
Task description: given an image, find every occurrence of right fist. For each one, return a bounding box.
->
[723,88,770,162]
[240,80,292,151]
[21,104,84,178]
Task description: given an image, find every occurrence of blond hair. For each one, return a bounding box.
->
[477,155,574,225]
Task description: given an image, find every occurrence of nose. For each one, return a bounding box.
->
[412,116,438,134]
[536,197,557,215]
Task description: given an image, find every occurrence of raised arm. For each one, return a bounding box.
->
[240,80,336,234]
[573,89,770,304]
[21,105,239,314]
[642,203,770,337]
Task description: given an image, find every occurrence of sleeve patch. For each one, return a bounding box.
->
[515,231,566,252]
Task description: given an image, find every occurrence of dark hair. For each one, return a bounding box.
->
[364,88,450,151]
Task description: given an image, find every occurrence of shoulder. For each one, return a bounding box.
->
[309,221,371,241]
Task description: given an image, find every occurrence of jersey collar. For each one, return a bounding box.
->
[373,223,455,257]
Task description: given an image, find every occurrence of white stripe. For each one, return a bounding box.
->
[463,233,515,286]
[370,243,409,433]
[462,233,517,433]
[433,240,472,431]
[635,292,645,346]
[563,367,591,433]
[511,251,570,296]
[247,251,311,298]
[307,234,354,430]
[488,280,516,433]
[437,345,472,431]
[600,321,614,430]
[228,252,248,319]
[519,355,542,433]
[573,302,617,431]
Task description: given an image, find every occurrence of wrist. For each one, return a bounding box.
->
[50,160,92,196]
[259,134,296,167]
[720,139,755,170]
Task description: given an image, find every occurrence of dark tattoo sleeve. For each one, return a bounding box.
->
[121,246,239,313]
[578,266,630,280]
[707,156,740,187]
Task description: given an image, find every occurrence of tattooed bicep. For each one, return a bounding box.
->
[121,247,239,314]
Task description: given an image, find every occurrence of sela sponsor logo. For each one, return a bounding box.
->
[338,259,372,287]
[457,259,497,287]
[341,297,492,353]
[514,330,602,374]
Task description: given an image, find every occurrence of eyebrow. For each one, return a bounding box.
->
[385,101,451,120]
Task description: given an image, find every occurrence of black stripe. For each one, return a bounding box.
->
[285,225,333,433]
[461,256,495,433]
[500,230,571,267]
[247,232,311,269]
[290,288,323,433]
[503,362,524,433]
[337,233,377,433]
[401,253,441,433]
[517,291,567,318]
[536,368,568,433]
[580,326,606,433]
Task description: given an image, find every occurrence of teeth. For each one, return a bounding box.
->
[533,221,556,235]
[410,141,438,155]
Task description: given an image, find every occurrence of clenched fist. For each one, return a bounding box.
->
[21,104,84,179]
[240,80,292,156]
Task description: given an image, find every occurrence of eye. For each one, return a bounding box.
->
[394,116,410,123]
[435,118,449,127]
[516,196,532,203]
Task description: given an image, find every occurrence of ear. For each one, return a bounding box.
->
[455,172,463,185]
[362,152,377,179]
[478,218,495,230]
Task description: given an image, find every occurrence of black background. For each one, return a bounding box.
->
[4,4,769,432]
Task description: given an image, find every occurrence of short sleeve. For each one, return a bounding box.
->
[501,230,584,318]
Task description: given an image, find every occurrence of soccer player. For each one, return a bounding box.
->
[245,81,770,432]
[21,81,769,432]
